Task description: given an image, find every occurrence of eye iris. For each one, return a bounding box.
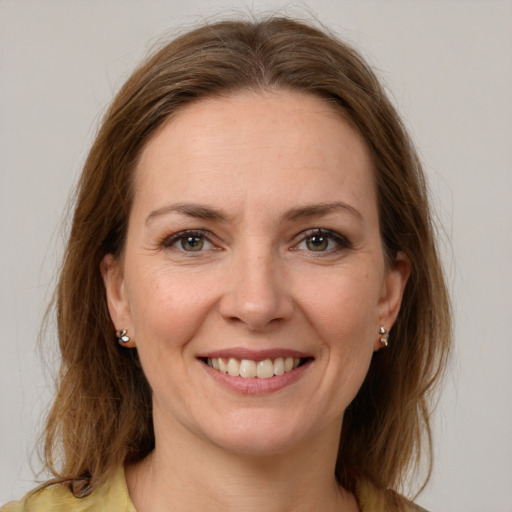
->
[181,236,204,251]
[306,235,328,251]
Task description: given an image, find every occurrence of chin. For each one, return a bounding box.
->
[212,432,302,458]
[197,411,324,458]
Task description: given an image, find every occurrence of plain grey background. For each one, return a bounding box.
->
[1,1,511,510]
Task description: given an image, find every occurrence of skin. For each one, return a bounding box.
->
[102,90,410,511]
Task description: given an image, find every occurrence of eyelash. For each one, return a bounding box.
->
[293,228,352,254]
[160,228,351,254]
[161,230,214,252]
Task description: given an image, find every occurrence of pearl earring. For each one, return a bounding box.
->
[379,326,389,347]
[116,329,130,344]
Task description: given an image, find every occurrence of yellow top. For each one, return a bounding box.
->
[1,467,136,512]
[1,467,426,512]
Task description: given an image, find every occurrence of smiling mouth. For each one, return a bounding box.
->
[201,357,311,379]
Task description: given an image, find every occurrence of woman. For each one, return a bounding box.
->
[2,16,451,512]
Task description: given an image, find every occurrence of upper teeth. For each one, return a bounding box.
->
[207,357,301,378]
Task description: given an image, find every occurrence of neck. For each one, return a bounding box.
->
[125,410,358,512]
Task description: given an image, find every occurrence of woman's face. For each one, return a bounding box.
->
[103,90,409,456]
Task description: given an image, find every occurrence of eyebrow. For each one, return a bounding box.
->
[146,203,227,225]
[284,201,364,223]
[145,201,363,225]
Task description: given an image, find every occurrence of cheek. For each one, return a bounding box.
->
[123,267,220,401]
[125,263,219,352]
[300,263,382,344]
[299,264,382,403]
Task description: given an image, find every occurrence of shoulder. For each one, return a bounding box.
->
[0,467,135,512]
[356,479,430,512]
[1,483,79,512]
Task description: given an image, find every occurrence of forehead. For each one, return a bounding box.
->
[133,90,376,218]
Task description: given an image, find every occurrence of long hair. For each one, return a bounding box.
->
[43,16,451,503]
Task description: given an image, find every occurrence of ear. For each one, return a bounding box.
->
[100,253,136,348]
[375,251,411,351]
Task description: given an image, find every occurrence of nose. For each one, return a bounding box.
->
[219,246,294,331]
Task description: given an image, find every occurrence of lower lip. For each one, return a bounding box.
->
[199,359,312,395]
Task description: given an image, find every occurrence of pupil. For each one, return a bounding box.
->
[183,236,203,251]
[307,236,328,251]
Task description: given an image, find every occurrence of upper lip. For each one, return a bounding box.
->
[197,348,313,360]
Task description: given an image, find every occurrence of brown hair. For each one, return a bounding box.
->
[43,16,451,505]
